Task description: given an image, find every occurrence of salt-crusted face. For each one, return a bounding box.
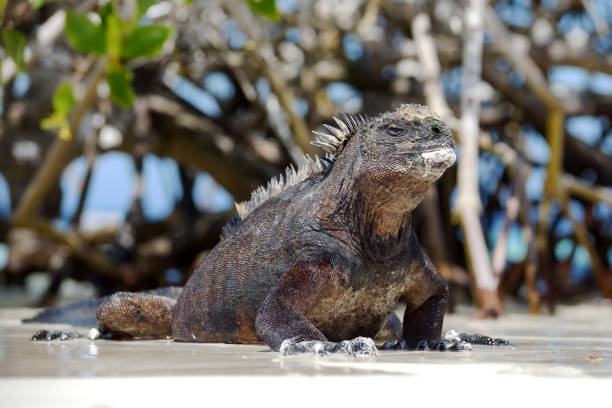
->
[313,104,455,181]
[362,104,456,180]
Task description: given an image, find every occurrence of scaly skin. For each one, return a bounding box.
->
[31,104,470,353]
[170,104,456,351]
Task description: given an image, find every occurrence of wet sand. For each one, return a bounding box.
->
[1,304,611,406]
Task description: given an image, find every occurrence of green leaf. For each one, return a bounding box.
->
[137,0,156,18]
[104,14,123,59]
[122,25,170,59]
[52,83,76,117]
[65,10,106,55]
[245,0,279,21]
[32,0,53,9]
[58,123,72,141]
[108,67,135,108]
[40,111,66,130]
[40,113,72,140]
[41,83,76,133]
[2,30,27,72]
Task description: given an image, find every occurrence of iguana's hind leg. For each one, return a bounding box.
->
[96,289,181,339]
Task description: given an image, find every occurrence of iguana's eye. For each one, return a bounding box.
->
[386,126,403,136]
[430,124,443,136]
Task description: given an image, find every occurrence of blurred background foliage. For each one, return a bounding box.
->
[0,0,611,315]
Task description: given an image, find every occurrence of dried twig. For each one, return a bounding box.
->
[455,0,501,315]
[561,198,611,298]
[579,0,610,38]
[224,0,311,162]
[13,61,106,224]
[411,13,457,129]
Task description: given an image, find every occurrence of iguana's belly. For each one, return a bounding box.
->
[306,281,406,342]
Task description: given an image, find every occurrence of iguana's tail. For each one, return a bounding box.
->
[23,296,106,327]
[23,287,183,328]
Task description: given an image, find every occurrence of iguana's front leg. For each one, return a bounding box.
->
[392,253,458,351]
[383,259,508,351]
[386,254,472,351]
[255,259,377,357]
[399,284,449,350]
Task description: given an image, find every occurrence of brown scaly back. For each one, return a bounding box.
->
[220,114,366,240]
[233,153,334,220]
[221,153,333,239]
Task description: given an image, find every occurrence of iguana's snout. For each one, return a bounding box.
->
[393,115,456,180]
[417,119,456,173]
[419,144,456,170]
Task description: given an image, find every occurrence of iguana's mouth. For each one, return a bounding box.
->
[418,147,455,167]
[419,146,454,154]
[400,146,455,161]
[395,141,454,154]
[420,146,455,162]
[401,146,456,177]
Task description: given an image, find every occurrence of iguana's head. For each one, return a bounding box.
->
[313,104,456,182]
[312,104,456,237]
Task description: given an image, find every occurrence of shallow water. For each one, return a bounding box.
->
[1,305,611,406]
[2,305,612,377]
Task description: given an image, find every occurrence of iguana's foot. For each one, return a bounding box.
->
[31,329,81,341]
[381,339,471,351]
[29,327,136,341]
[458,332,511,346]
[381,330,472,351]
[30,327,108,341]
[279,336,378,358]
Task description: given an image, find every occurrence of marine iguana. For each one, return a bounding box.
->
[27,104,508,355]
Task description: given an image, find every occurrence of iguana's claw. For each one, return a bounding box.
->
[381,339,452,351]
[279,336,377,358]
[345,337,378,357]
[442,329,473,351]
[380,330,472,352]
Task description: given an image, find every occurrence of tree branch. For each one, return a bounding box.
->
[456,0,500,316]
[13,61,106,224]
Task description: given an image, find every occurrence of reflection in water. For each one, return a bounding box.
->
[2,305,612,378]
[88,343,99,357]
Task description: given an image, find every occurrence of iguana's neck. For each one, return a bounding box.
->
[355,174,431,238]
[317,158,432,248]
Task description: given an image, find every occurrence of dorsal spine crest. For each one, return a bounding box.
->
[221,112,372,239]
[231,153,333,223]
[311,113,366,156]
